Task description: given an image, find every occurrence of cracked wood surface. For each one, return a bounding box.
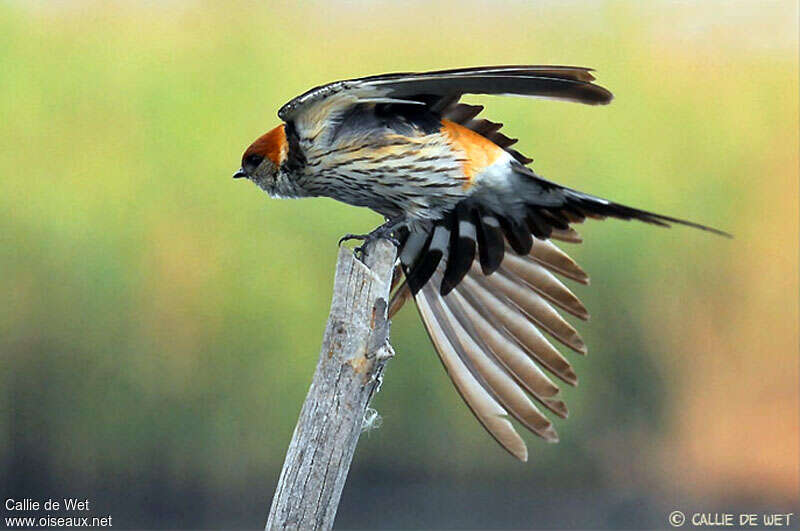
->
[266,239,397,530]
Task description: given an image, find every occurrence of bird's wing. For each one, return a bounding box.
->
[279,65,613,141]
[392,230,589,461]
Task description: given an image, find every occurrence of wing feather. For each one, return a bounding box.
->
[410,233,590,460]
[501,250,589,319]
[435,287,559,438]
[279,65,613,140]
[527,237,590,284]
[469,263,587,354]
[415,286,529,461]
[450,282,568,418]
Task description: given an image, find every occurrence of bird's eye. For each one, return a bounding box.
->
[243,154,264,170]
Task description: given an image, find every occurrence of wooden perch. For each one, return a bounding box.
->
[266,239,398,530]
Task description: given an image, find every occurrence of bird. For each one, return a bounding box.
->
[234,66,728,461]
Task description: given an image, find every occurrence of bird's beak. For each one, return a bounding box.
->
[233,168,247,179]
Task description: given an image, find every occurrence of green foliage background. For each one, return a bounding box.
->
[1,1,797,528]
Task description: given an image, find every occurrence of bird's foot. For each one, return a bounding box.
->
[339,220,404,258]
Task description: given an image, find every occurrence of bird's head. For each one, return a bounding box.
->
[234,124,288,195]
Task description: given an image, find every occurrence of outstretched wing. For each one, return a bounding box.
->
[391,230,589,461]
[279,65,613,144]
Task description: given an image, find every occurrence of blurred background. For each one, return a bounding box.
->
[1,0,797,529]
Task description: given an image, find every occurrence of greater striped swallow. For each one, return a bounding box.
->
[235,66,728,461]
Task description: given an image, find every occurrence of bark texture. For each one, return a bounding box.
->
[266,240,397,530]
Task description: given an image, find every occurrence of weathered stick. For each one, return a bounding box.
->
[266,239,398,530]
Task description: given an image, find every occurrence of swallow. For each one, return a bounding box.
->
[235,66,728,461]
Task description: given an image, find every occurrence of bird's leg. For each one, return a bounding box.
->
[339,217,405,258]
